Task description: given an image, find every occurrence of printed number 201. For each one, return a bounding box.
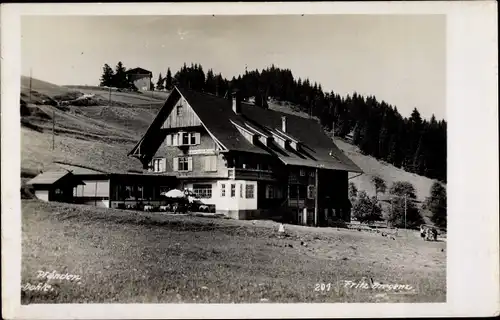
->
[314,283,332,292]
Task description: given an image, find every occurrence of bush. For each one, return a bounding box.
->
[352,191,383,224]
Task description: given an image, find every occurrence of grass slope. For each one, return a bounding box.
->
[21,76,75,97]
[22,127,142,174]
[335,139,439,202]
[22,200,446,303]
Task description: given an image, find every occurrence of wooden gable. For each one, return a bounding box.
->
[161,96,202,129]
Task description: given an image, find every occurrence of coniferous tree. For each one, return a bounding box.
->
[205,69,216,94]
[113,61,129,89]
[156,73,165,91]
[165,68,173,90]
[99,63,115,87]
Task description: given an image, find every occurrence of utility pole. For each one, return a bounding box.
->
[52,107,55,150]
[108,86,111,106]
[29,68,33,103]
[150,74,153,113]
[404,194,407,230]
[314,167,319,227]
[297,184,300,224]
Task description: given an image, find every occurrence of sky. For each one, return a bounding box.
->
[21,15,446,120]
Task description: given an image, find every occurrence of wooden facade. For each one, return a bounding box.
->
[127,87,360,222]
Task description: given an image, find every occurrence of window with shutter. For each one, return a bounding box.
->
[187,157,193,171]
[176,157,190,171]
[173,157,179,171]
[203,157,209,171]
[173,134,179,146]
[151,158,165,172]
[203,155,217,172]
[194,132,201,145]
[166,134,172,146]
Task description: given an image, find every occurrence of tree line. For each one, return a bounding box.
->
[101,62,447,182]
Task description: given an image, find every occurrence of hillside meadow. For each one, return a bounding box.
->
[21,200,446,303]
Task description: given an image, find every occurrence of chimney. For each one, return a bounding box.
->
[281,116,287,133]
[232,90,242,114]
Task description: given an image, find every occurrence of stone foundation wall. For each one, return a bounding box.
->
[216,209,265,220]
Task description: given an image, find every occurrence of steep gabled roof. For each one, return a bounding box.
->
[129,86,362,173]
[126,67,152,75]
[176,88,269,155]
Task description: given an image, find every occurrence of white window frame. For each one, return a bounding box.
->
[177,132,200,146]
[221,184,226,197]
[230,184,236,198]
[151,158,165,172]
[177,157,190,171]
[245,184,255,199]
[193,184,212,199]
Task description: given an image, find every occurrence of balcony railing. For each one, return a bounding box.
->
[228,168,275,181]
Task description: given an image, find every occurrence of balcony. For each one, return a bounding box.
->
[227,168,276,181]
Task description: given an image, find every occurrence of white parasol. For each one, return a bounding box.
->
[161,189,185,198]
